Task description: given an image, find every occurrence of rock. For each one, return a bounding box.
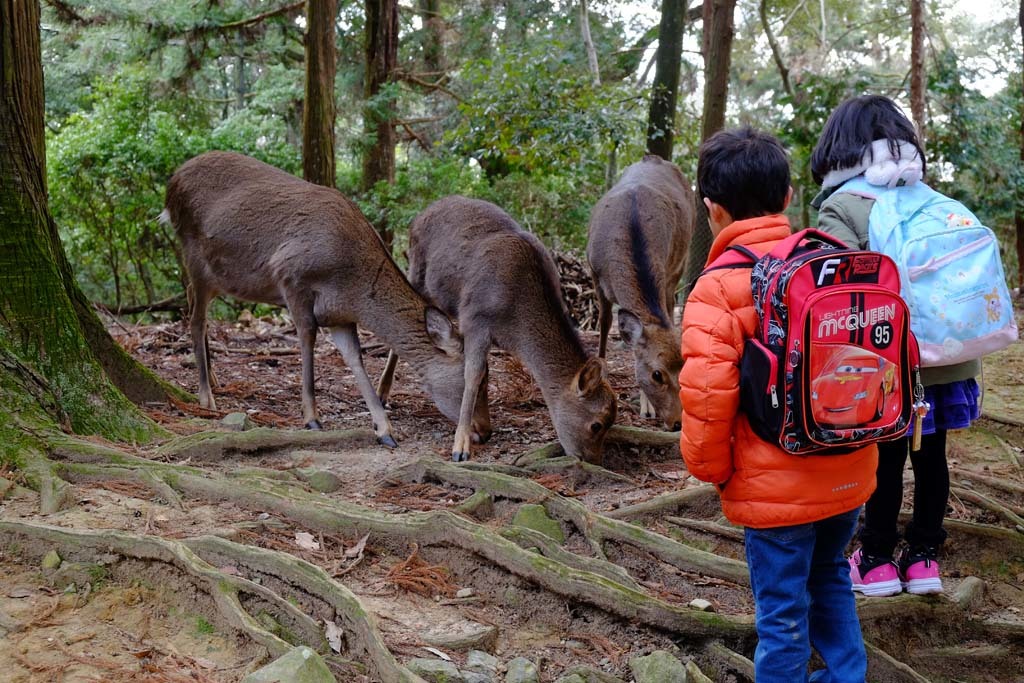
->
[688,598,715,612]
[456,587,475,599]
[504,657,540,683]
[629,650,687,683]
[221,412,255,432]
[41,550,62,570]
[463,672,494,683]
[241,646,336,683]
[424,622,498,652]
[465,650,499,674]
[295,468,343,493]
[511,504,564,543]
[405,657,465,683]
[553,676,586,683]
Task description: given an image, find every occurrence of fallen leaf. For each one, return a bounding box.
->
[324,619,343,653]
[423,646,451,661]
[295,532,320,551]
[219,565,241,576]
[344,533,370,559]
[7,587,34,599]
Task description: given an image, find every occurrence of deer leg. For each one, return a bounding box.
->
[596,282,612,358]
[189,285,216,410]
[376,349,399,406]
[471,363,492,444]
[452,335,489,462]
[292,309,322,430]
[329,325,397,448]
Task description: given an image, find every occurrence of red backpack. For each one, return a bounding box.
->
[704,229,922,455]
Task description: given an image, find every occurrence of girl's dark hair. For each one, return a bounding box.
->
[810,95,926,186]
[697,127,790,221]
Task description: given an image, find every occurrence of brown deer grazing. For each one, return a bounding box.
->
[377,196,617,463]
[161,151,474,446]
[586,154,694,430]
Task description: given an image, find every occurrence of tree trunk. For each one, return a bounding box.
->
[0,0,165,446]
[681,0,736,307]
[646,0,687,160]
[419,0,444,76]
[362,0,398,249]
[580,0,601,87]
[910,0,927,150]
[1017,0,1024,294]
[303,0,338,188]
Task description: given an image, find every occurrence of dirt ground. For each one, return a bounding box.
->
[2,309,1024,682]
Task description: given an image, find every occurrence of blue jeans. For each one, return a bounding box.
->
[745,508,867,683]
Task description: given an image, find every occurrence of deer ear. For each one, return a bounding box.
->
[575,357,606,397]
[617,309,645,348]
[425,307,462,356]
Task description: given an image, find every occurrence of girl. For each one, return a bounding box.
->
[809,94,981,597]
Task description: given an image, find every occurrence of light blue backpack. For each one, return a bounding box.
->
[839,177,1017,367]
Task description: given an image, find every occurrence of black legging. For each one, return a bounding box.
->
[858,431,949,558]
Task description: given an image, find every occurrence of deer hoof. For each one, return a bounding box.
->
[471,429,492,445]
[451,451,470,462]
[378,434,399,449]
[305,419,323,430]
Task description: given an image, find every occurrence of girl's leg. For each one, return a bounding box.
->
[808,508,868,682]
[905,429,949,550]
[859,436,909,558]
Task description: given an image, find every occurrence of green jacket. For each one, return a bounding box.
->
[811,185,981,387]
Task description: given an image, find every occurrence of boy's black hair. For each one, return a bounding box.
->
[810,95,926,186]
[697,127,791,221]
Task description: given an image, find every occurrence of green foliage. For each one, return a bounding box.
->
[195,616,216,635]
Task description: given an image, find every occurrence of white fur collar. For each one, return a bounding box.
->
[821,139,923,190]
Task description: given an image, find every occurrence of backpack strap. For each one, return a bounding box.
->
[687,245,759,292]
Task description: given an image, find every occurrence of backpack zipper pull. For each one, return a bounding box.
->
[770,384,779,409]
[911,369,928,451]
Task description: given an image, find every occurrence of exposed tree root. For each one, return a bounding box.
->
[952,486,1024,532]
[390,458,751,585]
[604,485,717,521]
[0,520,425,683]
[48,437,755,639]
[665,516,745,542]
[152,427,379,461]
[865,641,931,683]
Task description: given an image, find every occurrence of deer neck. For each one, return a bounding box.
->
[503,316,589,402]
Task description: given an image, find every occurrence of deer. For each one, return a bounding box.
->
[376,196,617,463]
[586,154,694,431]
[161,151,480,447]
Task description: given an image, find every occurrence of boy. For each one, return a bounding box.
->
[679,127,876,683]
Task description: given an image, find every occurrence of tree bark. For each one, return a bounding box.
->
[580,0,601,87]
[362,0,399,249]
[681,0,736,304]
[646,0,687,160]
[303,0,338,188]
[0,0,165,446]
[1017,0,1024,294]
[910,0,927,150]
[419,0,443,76]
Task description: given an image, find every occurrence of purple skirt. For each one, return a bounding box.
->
[908,379,981,437]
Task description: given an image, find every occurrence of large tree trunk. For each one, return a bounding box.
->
[1017,0,1024,294]
[910,0,927,149]
[0,0,163,451]
[646,0,687,160]
[362,0,399,249]
[303,0,338,188]
[681,0,736,306]
[419,0,444,76]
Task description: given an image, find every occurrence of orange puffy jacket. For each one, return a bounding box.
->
[678,214,878,528]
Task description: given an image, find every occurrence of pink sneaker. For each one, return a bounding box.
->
[898,547,943,595]
[849,548,902,597]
